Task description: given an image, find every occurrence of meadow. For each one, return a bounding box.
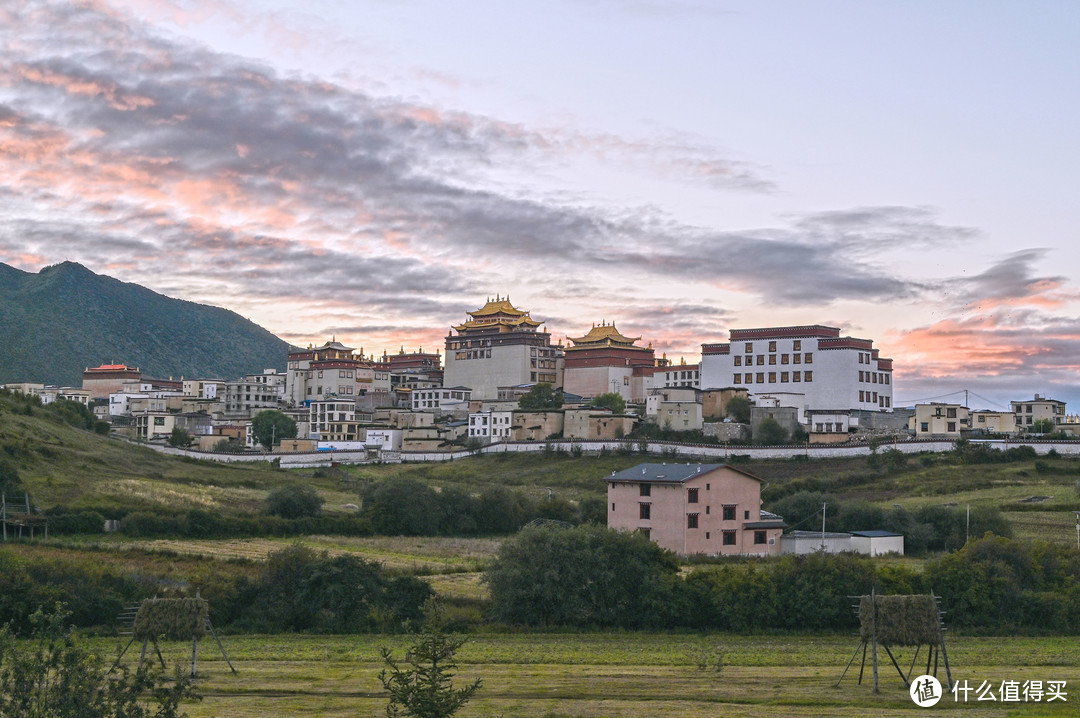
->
[92,633,1080,717]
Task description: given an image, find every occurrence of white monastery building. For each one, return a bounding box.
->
[700,325,893,420]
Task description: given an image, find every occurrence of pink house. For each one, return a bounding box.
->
[607,463,786,556]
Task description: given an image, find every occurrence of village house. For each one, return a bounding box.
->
[607,463,786,556]
[1011,394,1066,431]
[909,403,970,438]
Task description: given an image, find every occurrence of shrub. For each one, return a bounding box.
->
[483,524,686,628]
[266,484,324,519]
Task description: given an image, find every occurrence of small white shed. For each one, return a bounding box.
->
[849,530,904,556]
[780,530,853,555]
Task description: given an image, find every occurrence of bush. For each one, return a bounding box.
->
[239,544,431,633]
[266,484,324,519]
[484,524,686,628]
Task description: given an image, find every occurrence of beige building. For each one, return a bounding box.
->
[910,403,970,437]
[1011,394,1066,431]
[510,410,564,441]
[701,387,749,421]
[656,401,703,431]
[607,463,786,556]
[970,410,1017,434]
[564,408,637,440]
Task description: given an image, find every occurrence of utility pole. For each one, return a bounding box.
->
[966,504,970,544]
[821,501,827,550]
[1074,511,1080,551]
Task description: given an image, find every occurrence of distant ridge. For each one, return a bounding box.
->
[0,261,291,386]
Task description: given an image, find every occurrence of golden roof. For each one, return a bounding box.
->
[468,295,529,318]
[567,321,641,347]
[453,316,542,332]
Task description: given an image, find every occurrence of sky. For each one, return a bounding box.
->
[1,0,1079,410]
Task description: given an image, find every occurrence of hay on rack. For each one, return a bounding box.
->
[858,594,940,646]
[133,598,208,641]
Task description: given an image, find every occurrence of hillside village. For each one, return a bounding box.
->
[5,296,1078,562]
[4,297,1076,456]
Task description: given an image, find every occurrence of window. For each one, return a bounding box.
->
[859,391,865,401]
[859,353,864,364]
[687,513,699,529]
[792,372,801,382]
[768,355,776,365]
[734,356,742,366]
[705,483,710,490]
[804,371,813,382]
[947,422,956,432]
[885,375,890,385]
[705,532,710,540]
[780,372,789,382]
[722,505,736,521]
[745,343,753,353]
[756,355,765,366]
[793,340,801,351]
[781,354,789,364]
[768,372,776,383]
[722,531,736,546]
[921,422,929,432]
[153,416,165,426]
[769,341,776,352]
[947,408,957,418]
[756,373,765,383]
[745,373,753,384]
[804,353,813,364]
[978,415,985,423]
[687,488,698,503]
[872,373,878,384]
[744,510,750,519]
[640,483,651,496]
[734,375,741,384]
[793,354,801,364]
[639,503,651,520]
[754,530,767,545]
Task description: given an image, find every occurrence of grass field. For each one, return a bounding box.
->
[92,633,1079,717]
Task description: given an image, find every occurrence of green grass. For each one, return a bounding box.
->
[85,633,1080,717]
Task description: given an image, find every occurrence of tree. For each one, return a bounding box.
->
[483,524,686,628]
[0,606,197,718]
[725,395,752,423]
[1031,418,1056,434]
[266,484,324,519]
[362,478,441,536]
[379,599,481,718]
[756,418,788,445]
[250,409,297,449]
[517,383,563,410]
[589,392,626,415]
[168,426,194,448]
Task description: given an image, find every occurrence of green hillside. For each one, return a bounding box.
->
[0,261,290,385]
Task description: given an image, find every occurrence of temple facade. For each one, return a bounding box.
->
[562,321,655,401]
[443,296,561,400]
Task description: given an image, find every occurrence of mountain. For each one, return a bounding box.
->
[0,261,291,386]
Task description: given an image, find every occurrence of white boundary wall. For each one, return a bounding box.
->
[129,437,1080,467]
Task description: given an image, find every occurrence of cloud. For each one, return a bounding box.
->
[954,249,1079,311]
[890,309,1080,408]
[0,0,1002,352]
